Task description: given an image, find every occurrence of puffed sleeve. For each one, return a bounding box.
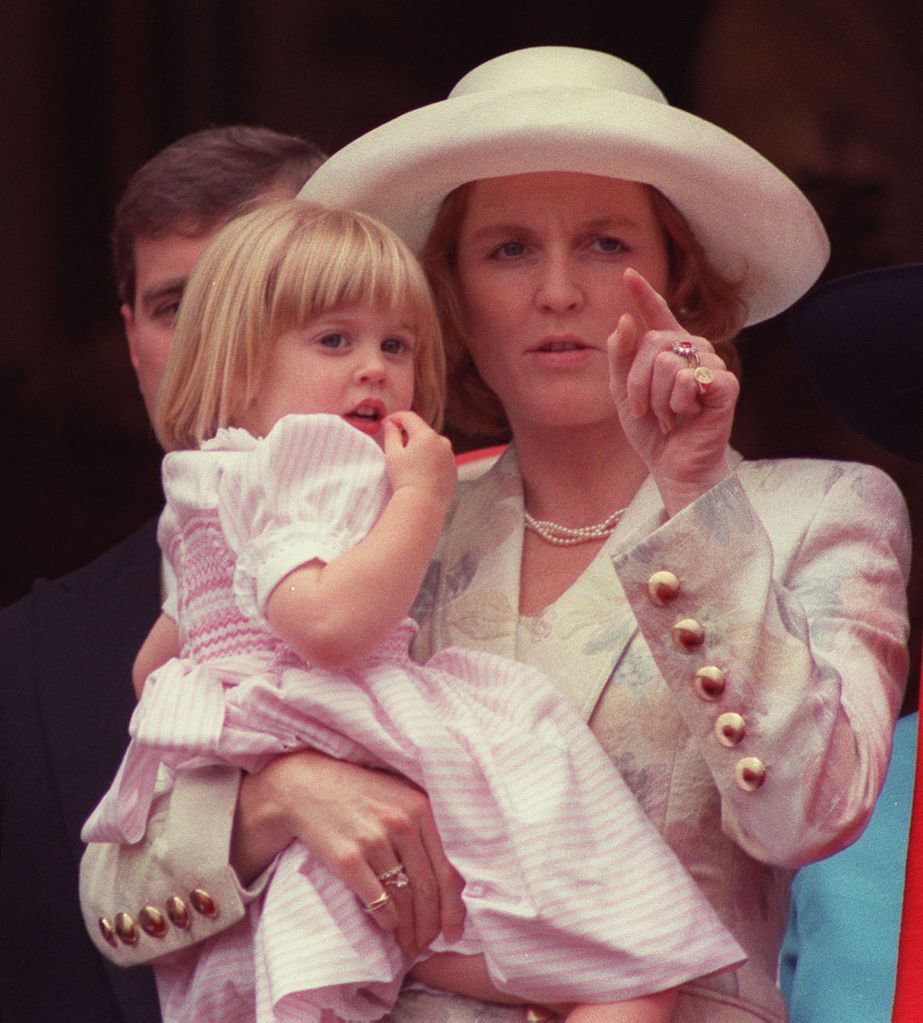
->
[217,414,390,624]
[79,767,262,964]
[612,460,910,868]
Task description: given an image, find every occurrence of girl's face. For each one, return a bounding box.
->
[454,171,670,432]
[236,302,417,439]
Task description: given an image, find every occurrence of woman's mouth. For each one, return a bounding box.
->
[535,334,587,352]
[530,335,594,365]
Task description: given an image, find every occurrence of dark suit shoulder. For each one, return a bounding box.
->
[1,517,159,623]
[0,518,162,1021]
[38,517,159,596]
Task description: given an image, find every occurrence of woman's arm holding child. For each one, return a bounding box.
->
[266,411,456,668]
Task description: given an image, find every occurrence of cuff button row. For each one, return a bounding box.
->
[646,571,767,794]
[97,886,218,948]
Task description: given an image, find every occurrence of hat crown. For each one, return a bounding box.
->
[449,46,667,105]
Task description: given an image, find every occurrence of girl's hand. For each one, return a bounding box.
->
[608,268,739,515]
[383,411,457,514]
[232,749,467,957]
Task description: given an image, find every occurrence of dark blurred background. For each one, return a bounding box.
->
[2,1,922,704]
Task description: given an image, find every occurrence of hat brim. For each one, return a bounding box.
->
[300,84,829,326]
[786,263,923,462]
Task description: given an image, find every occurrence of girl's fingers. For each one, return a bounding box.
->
[384,410,424,438]
[381,417,405,454]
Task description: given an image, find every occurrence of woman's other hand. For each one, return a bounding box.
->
[231,749,466,956]
[609,267,738,515]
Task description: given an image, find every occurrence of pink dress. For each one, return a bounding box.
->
[84,414,744,1023]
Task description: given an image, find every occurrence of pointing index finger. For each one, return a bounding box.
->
[624,267,683,333]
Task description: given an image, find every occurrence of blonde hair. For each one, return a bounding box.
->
[155,200,445,450]
[421,182,746,439]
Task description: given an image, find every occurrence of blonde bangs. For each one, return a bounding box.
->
[265,208,445,428]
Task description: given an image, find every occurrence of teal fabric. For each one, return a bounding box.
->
[780,712,917,1021]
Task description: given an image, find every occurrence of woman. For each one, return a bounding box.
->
[80,48,910,1023]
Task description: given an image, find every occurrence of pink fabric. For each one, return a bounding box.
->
[84,414,744,1023]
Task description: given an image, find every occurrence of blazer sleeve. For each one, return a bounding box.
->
[611,461,910,868]
[79,766,257,964]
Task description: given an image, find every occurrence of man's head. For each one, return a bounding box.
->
[113,125,326,418]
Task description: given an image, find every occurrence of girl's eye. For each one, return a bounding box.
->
[381,336,411,355]
[592,236,628,254]
[490,240,526,260]
[319,332,347,349]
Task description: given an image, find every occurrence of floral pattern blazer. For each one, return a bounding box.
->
[80,448,909,1023]
[409,447,910,1023]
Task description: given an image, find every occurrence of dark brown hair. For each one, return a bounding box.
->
[112,125,327,306]
[421,181,747,439]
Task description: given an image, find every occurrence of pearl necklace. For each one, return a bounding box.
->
[523,506,626,546]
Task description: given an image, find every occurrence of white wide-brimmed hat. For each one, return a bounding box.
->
[300,46,829,326]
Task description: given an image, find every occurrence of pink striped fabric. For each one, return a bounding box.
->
[84,414,744,1022]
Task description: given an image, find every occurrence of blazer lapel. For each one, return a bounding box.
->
[429,447,524,661]
[428,452,675,721]
[552,474,668,721]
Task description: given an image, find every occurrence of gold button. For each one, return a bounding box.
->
[647,570,680,606]
[138,905,167,938]
[714,712,746,747]
[734,756,767,792]
[672,618,705,651]
[190,888,218,918]
[114,912,139,946]
[166,895,191,929]
[694,665,726,701]
[98,917,118,948]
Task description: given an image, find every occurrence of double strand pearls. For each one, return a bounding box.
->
[523,507,626,546]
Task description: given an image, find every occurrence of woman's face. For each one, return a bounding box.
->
[455,171,670,432]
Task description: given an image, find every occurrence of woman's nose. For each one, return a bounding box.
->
[535,254,584,313]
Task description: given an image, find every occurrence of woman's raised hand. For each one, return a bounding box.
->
[608,268,739,515]
[232,749,467,957]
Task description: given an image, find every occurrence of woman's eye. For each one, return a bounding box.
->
[318,332,347,349]
[592,236,628,254]
[381,336,410,355]
[491,240,526,260]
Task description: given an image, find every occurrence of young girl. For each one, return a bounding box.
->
[82,200,743,1022]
